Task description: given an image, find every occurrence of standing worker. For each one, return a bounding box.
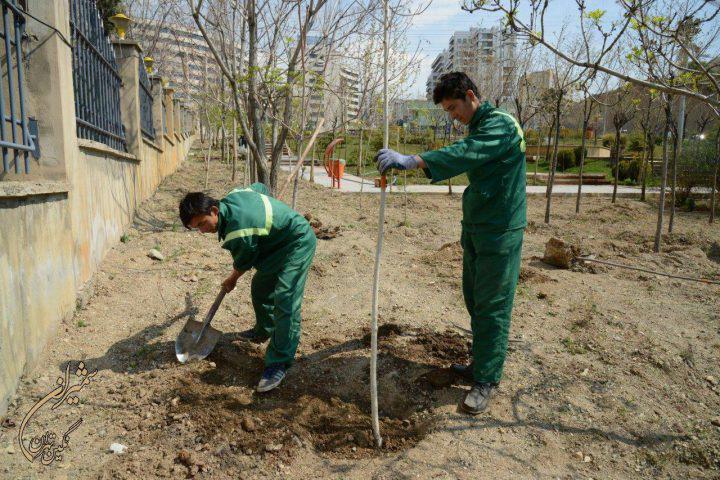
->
[375,72,526,414]
[179,182,317,392]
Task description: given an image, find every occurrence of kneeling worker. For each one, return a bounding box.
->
[179,182,316,392]
[375,72,526,414]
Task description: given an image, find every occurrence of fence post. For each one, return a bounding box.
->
[163,87,175,140]
[112,40,143,158]
[150,75,164,149]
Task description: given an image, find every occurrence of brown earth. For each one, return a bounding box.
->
[1,146,719,479]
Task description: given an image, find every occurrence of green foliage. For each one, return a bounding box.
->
[676,137,718,194]
[573,146,587,167]
[370,132,384,152]
[97,0,123,34]
[617,159,641,182]
[627,134,645,153]
[556,150,575,172]
[585,9,606,23]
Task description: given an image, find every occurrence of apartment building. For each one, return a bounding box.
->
[133,19,222,99]
[426,26,518,108]
[303,35,362,131]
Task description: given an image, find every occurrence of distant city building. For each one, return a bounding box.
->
[132,19,223,99]
[426,50,450,99]
[303,35,361,131]
[426,26,518,108]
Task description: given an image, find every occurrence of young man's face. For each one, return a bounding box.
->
[440,89,480,125]
[188,206,219,233]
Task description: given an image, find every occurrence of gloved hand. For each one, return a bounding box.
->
[375,148,418,174]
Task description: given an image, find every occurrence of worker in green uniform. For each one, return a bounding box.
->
[179,182,317,392]
[375,72,526,414]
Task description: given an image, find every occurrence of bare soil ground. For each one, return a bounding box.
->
[1,147,719,479]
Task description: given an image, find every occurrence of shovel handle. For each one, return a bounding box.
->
[196,289,226,341]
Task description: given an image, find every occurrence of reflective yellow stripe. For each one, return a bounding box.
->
[494,111,526,153]
[222,192,273,245]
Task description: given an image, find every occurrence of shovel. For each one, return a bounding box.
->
[175,288,226,363]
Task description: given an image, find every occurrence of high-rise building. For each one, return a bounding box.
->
[426,50,449,100]
[426,26,518,107]
[132,19,223,99]
[302,36,361,131]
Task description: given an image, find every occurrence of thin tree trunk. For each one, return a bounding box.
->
[541,117,555,187]
[654,105,672,253]
[310,142,316,182]
[544,99,563,224]
[576,120,588,214]
[204,131,213,190]
[359,126,365,211]
[448,178,452,195]
[668,132,679,233]
[612,127,621,203]
[232,117,237,182]
[640,137,653,202]
[710,129,719,224]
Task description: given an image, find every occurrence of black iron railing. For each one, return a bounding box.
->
[0,0,37,174]
[69,0,126,152]
[138,60,154,140]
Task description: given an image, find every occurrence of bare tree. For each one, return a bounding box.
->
[543,41,584,224]
[462,0,720,111]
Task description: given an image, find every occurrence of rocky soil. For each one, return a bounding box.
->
[1,147,719,479]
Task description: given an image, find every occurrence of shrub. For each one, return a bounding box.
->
[617,159,640,182]
[573,146,587,167]
[556,150,575,172]
[627,133,645,153]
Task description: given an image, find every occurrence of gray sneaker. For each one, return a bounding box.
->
[256,364,286,393]
[460,382,494,415]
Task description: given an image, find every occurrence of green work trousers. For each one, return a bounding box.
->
[250,233,316,367]
[461,227,524,384]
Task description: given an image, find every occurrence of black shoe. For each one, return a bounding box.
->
[460,382,495,415]
[239,329,268,344]
[451,362,474,382]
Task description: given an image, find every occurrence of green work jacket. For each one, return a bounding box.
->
[420,101,527,233]
[217,183,314,273]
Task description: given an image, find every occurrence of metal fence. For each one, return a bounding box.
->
[0,0,37,174]
[138,60,154,140]
[70,0,126,152]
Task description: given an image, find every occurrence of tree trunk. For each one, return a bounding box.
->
[544,98,562,224]
[246,0,268,187]
[541,117,555,187]
[640,135,653,202]
[575,119,589,214]
[654,106,672,253]
[232,117,237,182]
[710,130,719,224]
[668,132,679,233]
[612,127,621,203]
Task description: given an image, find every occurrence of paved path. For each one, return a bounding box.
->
[285,166,648,197]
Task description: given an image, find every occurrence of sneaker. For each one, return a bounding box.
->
[239,328,268,344]
[460,382,495,415]
[451,362,474,382]
[256,364,286,393]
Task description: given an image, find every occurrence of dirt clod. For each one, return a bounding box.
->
[241,416,257,432]
[542,237,579,269]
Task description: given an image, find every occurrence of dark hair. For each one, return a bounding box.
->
[432,72,479,104]
[179,192,219,228]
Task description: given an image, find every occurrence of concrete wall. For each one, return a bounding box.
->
[0,1,195,416]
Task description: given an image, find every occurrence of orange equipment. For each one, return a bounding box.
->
[323,138,346,189]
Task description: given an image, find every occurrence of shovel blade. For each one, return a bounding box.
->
[175,319,222,363]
